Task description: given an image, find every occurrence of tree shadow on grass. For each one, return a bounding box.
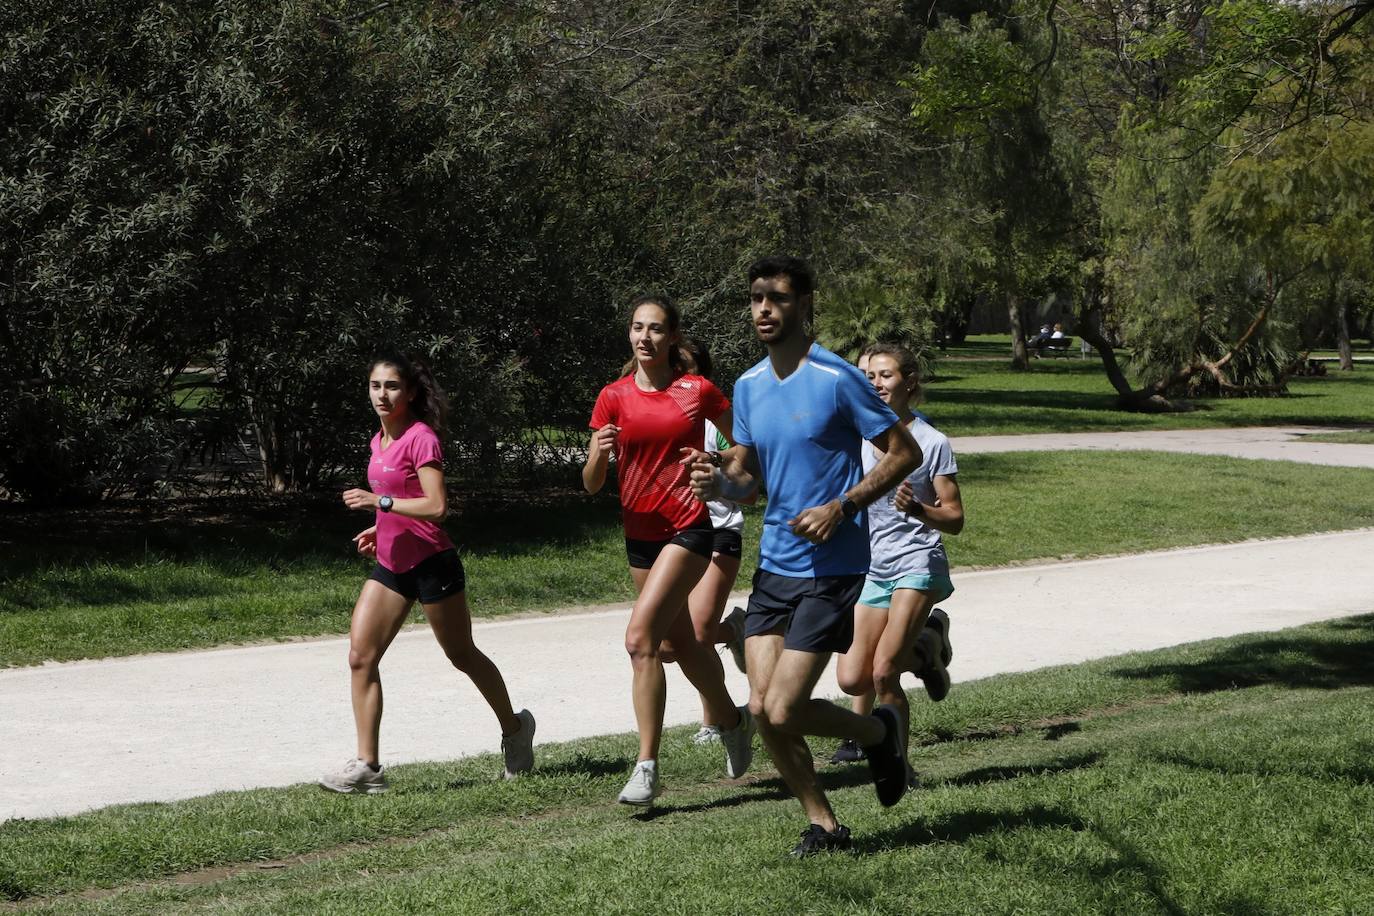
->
[858,803,1089,851]
[0,489,624,580]
[1144,747,1374,787]
[522,754,628,782]
[632,763,879,821]
[631,785,794,821]
[933,386,1143,418]
[934,752,1103,789]
[0,575,230,612]
[1110,614,1374,693]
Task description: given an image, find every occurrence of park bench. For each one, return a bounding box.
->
[1033,336,1075,357]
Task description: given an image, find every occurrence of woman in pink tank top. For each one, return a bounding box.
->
[318,353,535,795]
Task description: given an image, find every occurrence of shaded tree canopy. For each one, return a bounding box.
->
[2,0,1371,502]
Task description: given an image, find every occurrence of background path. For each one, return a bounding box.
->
[5,527,1372,822]
[951,425,1374,468]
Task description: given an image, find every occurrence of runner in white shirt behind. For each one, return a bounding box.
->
[675,337,751,746]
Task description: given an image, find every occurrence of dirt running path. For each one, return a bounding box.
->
[4,527,1371,822]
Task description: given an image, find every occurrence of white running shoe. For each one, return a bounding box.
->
[501,708,536,779]
[319,758,387,795]
[692,725,723,745]
[721,606,748,673]
[618,760,661,806]
[720,705,756,779]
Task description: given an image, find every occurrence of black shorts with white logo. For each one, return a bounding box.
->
[745,568,864,654]
[710,527,743,560]
[369,548,466,604]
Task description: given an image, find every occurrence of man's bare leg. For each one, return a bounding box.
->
[745,632,840,831]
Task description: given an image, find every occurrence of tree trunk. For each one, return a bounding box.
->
[1334,280,1354,371]
[253,410,290,495]
[1008,292,1029,370]
[1075,279,1194,413]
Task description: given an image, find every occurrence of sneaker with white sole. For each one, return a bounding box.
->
[720,705,756,779]
[618,760,661,806]
[721,606,748,674]
[692,725,723,745]
[319,758,387,795]
[501,708,536,779]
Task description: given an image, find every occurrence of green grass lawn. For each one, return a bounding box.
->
[920,357,1374,436]
[4,451,1374,667]
[5,616,1374,912]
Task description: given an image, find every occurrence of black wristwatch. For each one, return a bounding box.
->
[378,495,394,513]
[839,496,859,519]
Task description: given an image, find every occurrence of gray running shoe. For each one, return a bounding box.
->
[319,758,387,795]
[721,606,748,673]
[501,708,536,779]
[618,760,661,806]
[692,725,723,745]
[720,705,756,779]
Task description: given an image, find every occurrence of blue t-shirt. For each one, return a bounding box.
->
[733,343,899,577]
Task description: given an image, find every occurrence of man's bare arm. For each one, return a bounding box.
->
[788,421,923,544]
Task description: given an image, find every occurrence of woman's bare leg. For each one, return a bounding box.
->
[348,580,414,764]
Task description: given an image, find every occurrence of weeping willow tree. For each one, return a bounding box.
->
[1096,0,1374,408]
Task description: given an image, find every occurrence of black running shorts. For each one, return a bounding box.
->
[744,568,864,654]
[625,518,715,569]
[369,548,466,604]
[710,528,743,560]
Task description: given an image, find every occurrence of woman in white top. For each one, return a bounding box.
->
[834,343,964,770]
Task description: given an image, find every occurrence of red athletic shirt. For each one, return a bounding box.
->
[590,373,729,541]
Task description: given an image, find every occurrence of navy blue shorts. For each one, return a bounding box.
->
[369,548,466,604]
[745,568,864,654]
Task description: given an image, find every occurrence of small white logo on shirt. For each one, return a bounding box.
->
[383,465,398,473]
[680,381,693,388]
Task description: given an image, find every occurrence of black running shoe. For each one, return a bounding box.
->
[926,607,953,667]
[829,738,866,764]
[863,705,909,807]
[917,608,953,702]
[916,630,951,702]
[790,823,853,857]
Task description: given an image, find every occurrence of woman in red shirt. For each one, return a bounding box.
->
[583,295,756,806]
[320,353,534,794]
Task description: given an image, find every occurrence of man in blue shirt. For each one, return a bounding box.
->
[687,255,923,856]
